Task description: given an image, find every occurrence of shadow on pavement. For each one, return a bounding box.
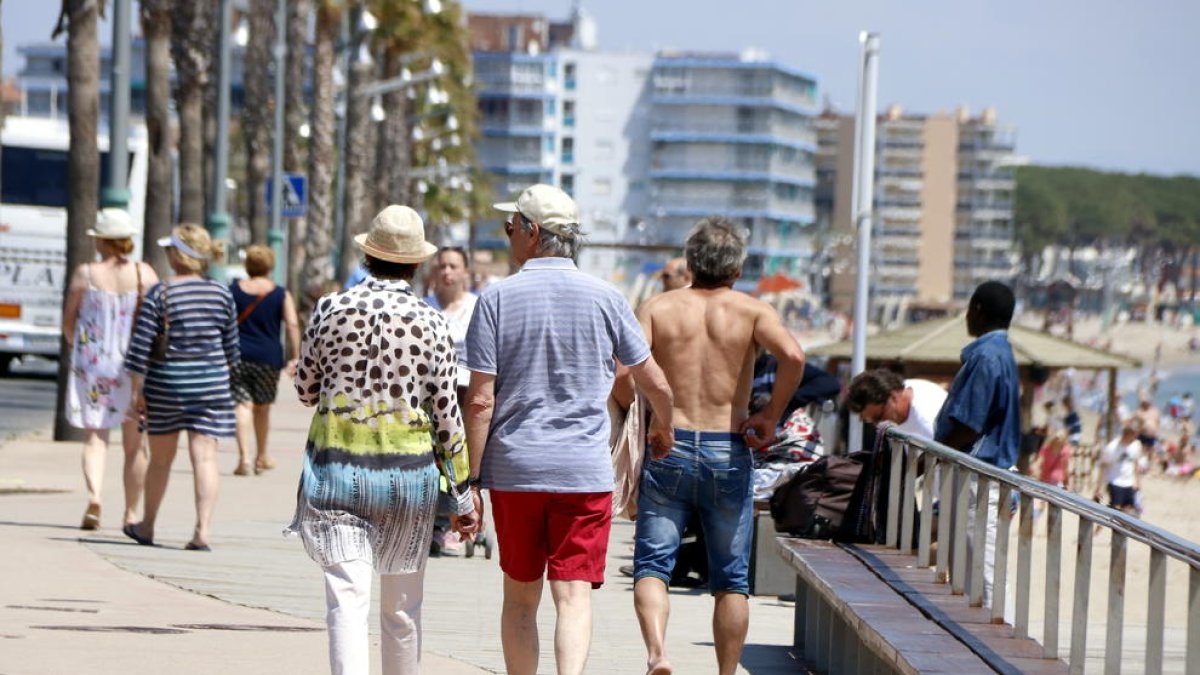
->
[740,643,798,672]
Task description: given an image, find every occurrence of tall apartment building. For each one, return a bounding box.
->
[815,105,1018,313]
[469,10,818,284]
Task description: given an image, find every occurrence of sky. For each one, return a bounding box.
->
[5,0,1198,176]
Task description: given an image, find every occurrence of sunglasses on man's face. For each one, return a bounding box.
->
[505,212,528,237]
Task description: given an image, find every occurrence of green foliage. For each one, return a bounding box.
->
[369,0,487,228]
[1015,165,1200,255]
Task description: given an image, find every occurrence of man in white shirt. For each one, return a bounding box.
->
[846,368,946,437]
[1094,420,1144,516]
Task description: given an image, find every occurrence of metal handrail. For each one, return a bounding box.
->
[881,426,1200,674]
[885,428,1200,567]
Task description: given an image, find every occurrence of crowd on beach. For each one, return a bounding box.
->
[54,182,1200,675]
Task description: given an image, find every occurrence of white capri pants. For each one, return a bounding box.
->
[323,559,425,675]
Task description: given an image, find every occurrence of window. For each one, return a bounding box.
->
[564,63,577,91]
[653,67,688,94]
[1,146,125,207]
[593,178,612,196]
[561,174,575,196]
[561,137,574,164]
[506,25,523,51]
[563,100,575,128]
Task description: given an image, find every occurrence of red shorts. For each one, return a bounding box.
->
[490,490,612,588]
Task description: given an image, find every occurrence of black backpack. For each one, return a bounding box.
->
[769,452,873,539]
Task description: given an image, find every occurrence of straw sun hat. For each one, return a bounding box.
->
[354,205,438,264]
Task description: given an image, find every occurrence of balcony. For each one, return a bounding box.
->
[649,162,815,187]
[650,89,817,117]
[876,225,920,237]
[480,115,549,137]
[957,200,1013,212]
[877,197,922,209]
[878,168,923,178]
[651,192,815,223]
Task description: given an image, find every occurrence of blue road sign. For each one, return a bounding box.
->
[266,173,307,218]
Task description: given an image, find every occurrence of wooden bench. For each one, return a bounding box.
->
[777,537,1071,674]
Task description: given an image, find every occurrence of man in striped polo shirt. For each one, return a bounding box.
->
[463,184,675,675]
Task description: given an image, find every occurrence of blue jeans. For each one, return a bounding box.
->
[633,430,753,595]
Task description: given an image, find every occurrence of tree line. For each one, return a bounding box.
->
[1014,165,1200,260]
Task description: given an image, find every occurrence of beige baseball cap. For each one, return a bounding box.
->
[87,208,136,239]
[354,205,438,264]
[493,184,581,238]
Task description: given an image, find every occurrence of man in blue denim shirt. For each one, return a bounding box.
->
[631,218,806,675]
[934,281,1021,467]
[934,280,1020,607]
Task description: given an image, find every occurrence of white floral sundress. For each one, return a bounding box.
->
[66,264,140,430]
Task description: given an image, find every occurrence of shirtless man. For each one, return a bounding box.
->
[631,217,806,675]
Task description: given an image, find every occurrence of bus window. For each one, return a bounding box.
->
[1,147,126,208]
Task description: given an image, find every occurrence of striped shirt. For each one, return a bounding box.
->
[126,279,240,374]
[465,257,650,492]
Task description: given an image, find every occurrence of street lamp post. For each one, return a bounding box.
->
[848,32,880,453]
[268,0,287,285]
[207,0,234,280]
[104,0,132,211]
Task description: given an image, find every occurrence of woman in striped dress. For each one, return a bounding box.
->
[124,224,239,551]
[288,206,479,673]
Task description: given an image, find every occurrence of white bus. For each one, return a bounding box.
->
[0,116,148,375]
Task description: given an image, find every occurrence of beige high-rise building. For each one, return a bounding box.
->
[815,106,1018,315]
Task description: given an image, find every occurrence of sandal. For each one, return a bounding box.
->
[233,463,252,476]
[254,457,277,475]
[80,504,101,531]
[122,523,155,547]
[185,542,212,552]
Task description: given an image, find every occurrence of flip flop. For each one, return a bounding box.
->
[122,523,155,547]
[184,542,211,552]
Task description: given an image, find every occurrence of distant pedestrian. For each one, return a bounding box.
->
[64,209,158,530]
[423,246,477,397]
[660,256,691,292]
[1062,394,1083,446]
[632,218,805,675]
[229,245,300,477]
[934,280,1021,606]
[1094,420,1144,516]
[1036,431,1072,490]
[124,224,239,551]
[1135,397,1162,454]
[465,184,674,675]
[288,205,478,674]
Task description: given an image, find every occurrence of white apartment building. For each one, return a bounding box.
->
[470,10,819,286]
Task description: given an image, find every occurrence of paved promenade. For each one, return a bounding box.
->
[0,384,798,674]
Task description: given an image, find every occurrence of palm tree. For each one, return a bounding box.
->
[338,0,377,279]
[302,0,341,308]
[285,0,312,296]
[371,0,483,240]
[370,0,420,210]
[422,1,485,236]
[140,0,172,273]
[242,0,275,244]
[170,0,212,225]
[52,0,103,440]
